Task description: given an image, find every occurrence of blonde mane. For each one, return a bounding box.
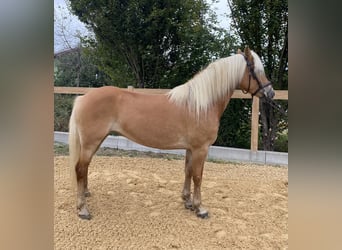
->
[167,53,247,117]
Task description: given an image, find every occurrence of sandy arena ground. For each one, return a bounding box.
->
[55,156,288,249]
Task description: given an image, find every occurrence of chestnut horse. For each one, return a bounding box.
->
[69,47,274,220]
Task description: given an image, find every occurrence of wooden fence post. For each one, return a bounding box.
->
[251,97,260,152]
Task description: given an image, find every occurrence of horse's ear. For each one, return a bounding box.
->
[244,45,254,63]
[237,49,242,54]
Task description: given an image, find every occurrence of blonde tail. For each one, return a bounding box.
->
[69,97,81,191]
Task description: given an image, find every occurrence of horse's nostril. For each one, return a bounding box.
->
[266,90,275,99]
[269,91,275,99]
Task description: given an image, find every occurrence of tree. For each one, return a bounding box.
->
[54,47,112,87]
[68,0,232,88]
[228,0,288,151]
[54,3,111,87]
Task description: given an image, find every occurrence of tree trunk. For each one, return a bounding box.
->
[260,99,278,151]
[75,47,81,87]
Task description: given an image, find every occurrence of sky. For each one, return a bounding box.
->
[54,0,230,53]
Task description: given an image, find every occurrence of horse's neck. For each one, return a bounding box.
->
[213,92,234,119]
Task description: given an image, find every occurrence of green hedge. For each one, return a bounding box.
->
[274,132,288,152]
[54,94,74,132]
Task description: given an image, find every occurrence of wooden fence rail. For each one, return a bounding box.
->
[54,86,288,152]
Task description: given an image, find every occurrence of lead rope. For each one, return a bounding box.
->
[264,97,287,116]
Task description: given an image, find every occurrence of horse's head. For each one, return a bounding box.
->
[238,47,275,99]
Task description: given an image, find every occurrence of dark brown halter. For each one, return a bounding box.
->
[240,52,287,115]
[241,53,272,97]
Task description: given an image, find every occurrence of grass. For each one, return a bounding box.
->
[54,142,70,155]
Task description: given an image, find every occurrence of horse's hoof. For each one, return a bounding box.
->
[78,213,92,220]
[184,200,193,210]
[196,209,209,219]
[85,191,91,197]
[78,207,91,220]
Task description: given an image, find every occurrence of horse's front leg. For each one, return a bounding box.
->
[191,147,209,218]
[182,149,192,209]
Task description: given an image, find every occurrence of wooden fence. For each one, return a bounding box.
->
[54,86,288,152]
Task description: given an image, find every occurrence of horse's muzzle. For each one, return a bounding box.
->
[266,89,275,99]
[262,84,275,99]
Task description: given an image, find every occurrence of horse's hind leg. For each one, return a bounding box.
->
[182,150,193,209]
[76,148,94,220]
[191,147,209,218]
[76,137,105,219]
[84,166,90,197]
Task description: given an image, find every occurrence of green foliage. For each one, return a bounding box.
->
[82,44,137,87]
[274,131,288,152]
[54,94,74,131]
[69,0,232,88]
[228,0,288,151]
[54,47,112,87]
[215,99,252,149]
[228,0,288,89]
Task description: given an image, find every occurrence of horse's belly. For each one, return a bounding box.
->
[111,120,187,150]
[122,131,187,150]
